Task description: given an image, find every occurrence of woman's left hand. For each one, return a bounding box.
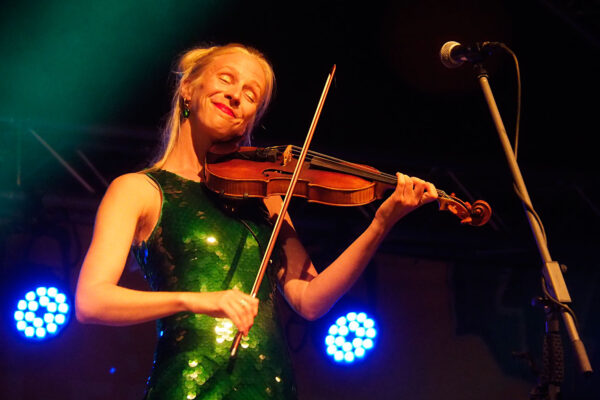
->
[373,173,438,231]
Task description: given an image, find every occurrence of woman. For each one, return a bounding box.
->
[75,43,438,399]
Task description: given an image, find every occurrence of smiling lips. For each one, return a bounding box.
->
[213,102,235,117]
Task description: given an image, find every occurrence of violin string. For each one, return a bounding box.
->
[274,145,346,167]
[277,145,450,199]
[285,146,397,183]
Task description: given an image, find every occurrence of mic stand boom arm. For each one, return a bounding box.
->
[472,63,592,385]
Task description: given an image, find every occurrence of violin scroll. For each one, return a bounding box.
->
[437,192,492,227]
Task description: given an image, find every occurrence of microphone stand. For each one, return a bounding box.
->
[471,63,592,400]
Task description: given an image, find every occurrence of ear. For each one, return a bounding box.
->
[180,79,193,100]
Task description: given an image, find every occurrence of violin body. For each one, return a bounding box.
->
[206,146,389,206]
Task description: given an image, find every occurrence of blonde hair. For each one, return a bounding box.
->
[149,43,275,169]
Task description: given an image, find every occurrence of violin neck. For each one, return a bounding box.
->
[308,152,447,198]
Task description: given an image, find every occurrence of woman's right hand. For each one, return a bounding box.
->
[185,289,259,336]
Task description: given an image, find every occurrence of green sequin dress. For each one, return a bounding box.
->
[133,170,297,400]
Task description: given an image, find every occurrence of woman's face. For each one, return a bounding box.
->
[185,51,267,143]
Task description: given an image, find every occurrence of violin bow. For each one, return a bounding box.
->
[229,65,337,358]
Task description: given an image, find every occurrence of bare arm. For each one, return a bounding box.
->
[268,173,438,321]
[75,173,258,335]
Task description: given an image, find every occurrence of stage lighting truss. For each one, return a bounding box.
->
[325,311,377,364]
[13,286,71,340]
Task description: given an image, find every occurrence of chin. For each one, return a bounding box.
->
[211,130,246,145]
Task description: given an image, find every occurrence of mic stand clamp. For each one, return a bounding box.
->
[471,63,592,399]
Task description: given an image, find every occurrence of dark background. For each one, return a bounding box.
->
[1,1,599,399]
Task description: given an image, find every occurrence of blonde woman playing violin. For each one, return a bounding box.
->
[75,43,437,399]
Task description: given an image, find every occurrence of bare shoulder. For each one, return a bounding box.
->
[109,172,157,192]
[105,172,159,200]
[99,172,160,218]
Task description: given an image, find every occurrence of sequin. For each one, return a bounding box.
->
[206,236,217,244]
[133,170,296,399]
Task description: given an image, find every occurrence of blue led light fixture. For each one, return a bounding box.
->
[324,311,377,364]
[13,286,71,341]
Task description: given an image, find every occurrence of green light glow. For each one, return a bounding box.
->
[0,0,227,194]
[0,1,225,126]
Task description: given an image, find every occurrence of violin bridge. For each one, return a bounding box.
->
[282,145,293,167]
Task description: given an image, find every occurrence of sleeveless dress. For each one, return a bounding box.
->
[132,170,297,400]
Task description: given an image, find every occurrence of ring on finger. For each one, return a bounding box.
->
[239,299,248,307]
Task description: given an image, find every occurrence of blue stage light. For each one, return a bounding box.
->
[13,286,71,341]
[324,311,377,364]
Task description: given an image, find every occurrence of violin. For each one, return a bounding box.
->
[205,145,492,227]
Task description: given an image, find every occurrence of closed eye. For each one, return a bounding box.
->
[219,74,232,84]
[245,91,256,103]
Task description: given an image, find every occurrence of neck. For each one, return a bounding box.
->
[162,120,211,181]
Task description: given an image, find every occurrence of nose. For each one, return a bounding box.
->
[224,85,241,106]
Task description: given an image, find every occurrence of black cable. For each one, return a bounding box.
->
[513,182,548,243]
[498,46,568,321]
[498,43,522,161]
[238,218,265,258]
[496,44,549,242]
[495,44,549,240]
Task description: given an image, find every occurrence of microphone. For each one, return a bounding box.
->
[439,41,500,69]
